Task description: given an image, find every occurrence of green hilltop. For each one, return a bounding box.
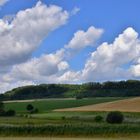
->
[1,80,140,101]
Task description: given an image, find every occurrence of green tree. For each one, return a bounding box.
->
[0,102,4,110]
[0,102,5,116]
[26,104,34,113]
[106,111,124,124]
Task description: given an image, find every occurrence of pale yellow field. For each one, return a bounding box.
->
[0,137,139,140]
[3,98,74,103]
[55,97,140,112]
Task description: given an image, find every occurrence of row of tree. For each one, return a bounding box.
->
[0,80,140,101]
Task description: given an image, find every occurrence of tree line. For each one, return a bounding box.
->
[0,80,140,101]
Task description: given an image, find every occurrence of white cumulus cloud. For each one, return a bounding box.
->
[0,0,9,6]
[0,1,69,71]
[0,25,103,93]
[65,26,103,57]
[81,27,140,81]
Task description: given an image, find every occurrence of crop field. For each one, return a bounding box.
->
[55,97,140,112]
[4,97,124,113]
[0,97,139,137]
[0,137,139,140]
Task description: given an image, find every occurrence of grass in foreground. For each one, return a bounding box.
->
[0,123,139,137]
[0,137,139,140]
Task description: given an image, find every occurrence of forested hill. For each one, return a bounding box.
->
[0,80,140,101]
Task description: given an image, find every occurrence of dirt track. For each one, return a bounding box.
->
[55,97,140,112]
[4,98,74,103]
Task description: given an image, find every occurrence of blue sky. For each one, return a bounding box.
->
[1,0,140,70]
[0,0,140,92]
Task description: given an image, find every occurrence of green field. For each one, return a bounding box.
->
[2,97,140,124]
[4,97,125,113]
[0,97,139,137]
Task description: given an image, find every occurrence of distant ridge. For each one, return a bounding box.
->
[0,80,140,101]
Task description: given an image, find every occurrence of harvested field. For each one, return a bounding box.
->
[55,97,140,112]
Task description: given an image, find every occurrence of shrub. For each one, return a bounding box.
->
[34,108,39,113]
[26,104,34,113]
[94,115,103,122]
[0,102,5,116]
[106,111,124,124]
[70,116,80,120]
[0,109,5,116]
[0,102,4,111]
[31,108,39,114]
[5,109,16,116]
[24,114,28,118]
[76,95,83,100]
[61,116,66,120]
[19,114,23,117]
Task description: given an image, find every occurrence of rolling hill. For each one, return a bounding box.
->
[1,80,140,101]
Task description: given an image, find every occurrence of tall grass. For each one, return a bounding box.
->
[0,123,139,137]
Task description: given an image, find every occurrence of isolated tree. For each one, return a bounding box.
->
[0,102,4,110]
[0,102,5,116]
[106,111,124,124]
[26,104,34,113]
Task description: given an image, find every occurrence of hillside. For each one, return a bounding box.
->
[1,80,140,101]
[55,97,140,112]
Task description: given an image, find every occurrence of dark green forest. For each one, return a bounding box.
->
[1,80,140,101]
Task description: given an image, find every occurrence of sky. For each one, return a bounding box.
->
[0,0,140,93]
